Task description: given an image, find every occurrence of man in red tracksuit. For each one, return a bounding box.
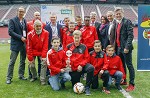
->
[80,16,98,52]
[47,37,71,91]
[63,22,75,49]
[89,40,110,94]
[106,45,126,91]
[27,11,46,32]
[27,20,48,85]
[66,30,94,96]
[75,16,83,30]
[27,11,46,78]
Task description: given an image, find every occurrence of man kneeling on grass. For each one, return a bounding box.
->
[106,45,126,91]
[47,37,71,91]
[27,20,49,85]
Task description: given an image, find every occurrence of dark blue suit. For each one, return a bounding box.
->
[8,16,27,51]
[45,23,62,49]
[45,23,62,76]
[7,16,27,80]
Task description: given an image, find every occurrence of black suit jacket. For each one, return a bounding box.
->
[115,17,134,51]
[45,23,62,49]
[8,16,27,51]
[94,22,100,34]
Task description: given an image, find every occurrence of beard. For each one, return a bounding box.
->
[36,29,42,35]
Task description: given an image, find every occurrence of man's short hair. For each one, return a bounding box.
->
[114,7,124,13]
[94,40,101,45]
[50,13,57,18]
[34,11,40,16]
[106,45,115,50]
[64,17,70,21]
[17,6,26,13]
[90,12,97,17]
[34,20,42,26]
[106,11,114,16]
[69,21,75,25]
[51,37,60,42]
[84,16,90,20]
[75,16,82,20]
[73,30,82,36]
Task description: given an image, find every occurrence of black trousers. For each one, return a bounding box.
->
[116,47,135,85]
[69,63,94,88]
[91,70,110,89]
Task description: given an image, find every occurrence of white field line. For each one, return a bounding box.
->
[120,88,133,98]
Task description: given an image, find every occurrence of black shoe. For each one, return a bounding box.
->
[6,79,11,84]
[47,81,50,85]
[28,75,32,79]
[85,87,91,96]
[19,76,27,80]
[61,83,66,89]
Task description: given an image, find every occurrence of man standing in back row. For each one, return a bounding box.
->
[6,6,27,84]
[113,7,135,92]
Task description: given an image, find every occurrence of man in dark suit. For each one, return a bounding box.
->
[6,6,27,84]
[45,14,62,49]
[45,14,62,76]
[106,11,116,46]
[114,7,135,92]
[90,12,100,34]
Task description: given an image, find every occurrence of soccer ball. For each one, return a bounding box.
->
[73,82,85,94]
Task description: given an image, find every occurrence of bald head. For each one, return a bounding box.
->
[34,11,41,20]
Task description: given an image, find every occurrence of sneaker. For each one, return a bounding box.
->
[126,84,135,92]
[102,87,111,94]
[30,78,37,82]
[41,81,46,85]
[85,87,91,96]
[6,79,11,84]
[19,76,27,80]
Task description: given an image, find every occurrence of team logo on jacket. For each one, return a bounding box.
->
[100,54,103,58]
[114,65,117,68]
[79,49,83,53]
[90,31,92,35]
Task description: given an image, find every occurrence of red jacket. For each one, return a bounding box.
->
[27,29,49,61]
[61,26,69,44]
[75,25,83,30]
[63,31,74,49]
[47,48,66,76]
[27,20,46,32]
[107,55,126,79]
[80,26,98,49]
[66,43,89,71]
[89,51,108,76]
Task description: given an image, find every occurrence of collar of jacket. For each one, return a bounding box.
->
[106,53,116,58]
[51,46,63,52]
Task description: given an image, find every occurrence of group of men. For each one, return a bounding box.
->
[6,6,135,96]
